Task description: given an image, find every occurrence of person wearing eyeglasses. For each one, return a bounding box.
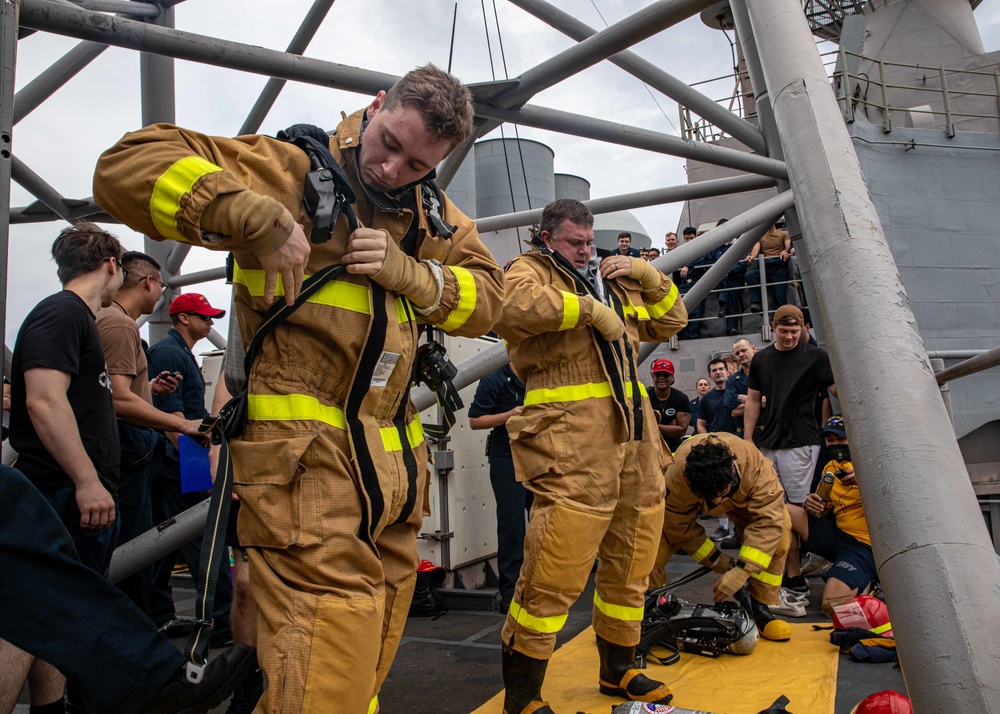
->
[3,222,127,711]
[96,252,208,611]
[144,292,234,643]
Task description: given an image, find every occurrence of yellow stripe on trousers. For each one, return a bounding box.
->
[739,545,773,570]
[593,591,644,622]
[247,394,423,452]
[508,601,568,634]
[150,156,223,242]
[232,263,411,323]
[750,570,783,586]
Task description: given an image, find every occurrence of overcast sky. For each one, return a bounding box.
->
[7,0,1000,351]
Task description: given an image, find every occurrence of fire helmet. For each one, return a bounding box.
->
[832,595,892,636]
[850,690,911,714]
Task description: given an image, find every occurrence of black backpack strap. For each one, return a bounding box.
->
[276,124,359,243]
[420,179,456,239]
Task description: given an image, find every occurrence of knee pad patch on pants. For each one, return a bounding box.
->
[628,504,666,583]
[531,504,609,594]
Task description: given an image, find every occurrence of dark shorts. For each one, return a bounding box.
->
[804,514,878,593]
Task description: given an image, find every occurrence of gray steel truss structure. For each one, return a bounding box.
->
[2,0,998,709]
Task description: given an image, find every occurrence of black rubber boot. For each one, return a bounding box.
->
[596,635,673,704]
[502,646,554,714]
[735,587,791,642]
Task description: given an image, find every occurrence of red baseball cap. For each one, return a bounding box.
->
[168,293,226,318]
[651,358,675,375]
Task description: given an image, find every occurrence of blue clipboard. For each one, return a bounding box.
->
[178,434,213,493]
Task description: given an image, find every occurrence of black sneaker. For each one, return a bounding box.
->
[748,303,762,313]
[719,532,741,550]
[225,666,265,714]
[143,645,256,714]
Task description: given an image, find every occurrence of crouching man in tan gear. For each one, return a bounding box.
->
[493,199,688,713]
[650,432,794,642]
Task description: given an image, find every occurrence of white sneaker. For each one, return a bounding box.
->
[783,586,810,604]
[770,589,807,618]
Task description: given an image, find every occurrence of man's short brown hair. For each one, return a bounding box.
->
[383,64,474,147]
[539,198,593,239]
[51,221,123,285]
[120,250,161,290]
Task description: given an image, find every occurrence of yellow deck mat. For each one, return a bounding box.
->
[473,623,838,714]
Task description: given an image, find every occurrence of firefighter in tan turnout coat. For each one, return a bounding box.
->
[650,432,794,642]
[494,199,687,713]
[93,66,503,714]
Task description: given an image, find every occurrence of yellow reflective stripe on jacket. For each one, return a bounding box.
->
[150,156,224,241]
[248,394,421,453]
[625,383,648,398]
[559,291,581,330]
[692,537,716,563]
[593,591,644,622]
[749,569,782,586]
[509,601,567,634]
[233,264,410,323]
[379,414,425,451]
[525,381,645,406]
[622,300,650,320]
[647,280,680,319]
[524,381,613,406]
[438,266,477,332]
[739,545,773,570]
[248,393,347,430]
[367,695,378,714]
[871,621,892,635]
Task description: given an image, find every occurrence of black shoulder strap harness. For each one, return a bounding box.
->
[532,239,642,441]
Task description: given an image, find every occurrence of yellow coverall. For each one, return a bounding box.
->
[495,243,687,658]
[93,111,504,714]
[651,433,791,606]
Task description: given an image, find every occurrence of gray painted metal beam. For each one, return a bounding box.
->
[79,0,160,17]
[0,0,17,352]
[474,102,787,180]
[167,265,226,288]
[18,0,787,182]
[10,155,76,220]
[507,0,766,153]
[475,173,775,234]
[934,346,1000,385]
[9,199,109,223]
[140,3,177,344]
[108,500,208,583]
[13,40,108,124]
[238,0,336,135]
[745,1,1000,710]
[19,0,399,96]
[494,0,716,108]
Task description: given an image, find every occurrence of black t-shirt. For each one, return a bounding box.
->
[697,387,738,435]
[647,386,690,452]
[747,341,835,449]
[468,364,525,460]
[10,291,121,494]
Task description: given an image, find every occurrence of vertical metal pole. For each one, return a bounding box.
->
[993,70,1000,116]
[744,1,1000,710]
[878,59,892,133]
[939,66,955,138]
[929,358,954,427]
[757,253,770,341]
[0,0,18,354]
[140,4,177,344]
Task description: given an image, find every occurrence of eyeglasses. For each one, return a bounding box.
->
[108,257,128,281]
[148,275,167,293]
[184,312,213,322]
